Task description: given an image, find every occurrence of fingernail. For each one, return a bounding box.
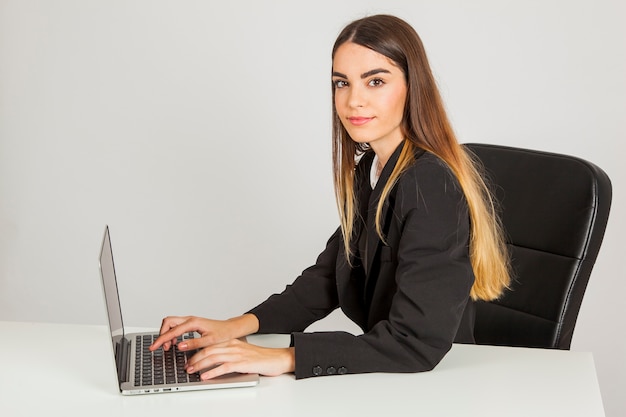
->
[179,343,187,350]
[187,366,194,373]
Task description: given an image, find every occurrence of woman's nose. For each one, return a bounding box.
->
[347,85,366,108]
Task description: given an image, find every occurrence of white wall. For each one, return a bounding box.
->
[1,0,624,415]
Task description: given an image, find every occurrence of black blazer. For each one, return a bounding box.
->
[249,143,475,379]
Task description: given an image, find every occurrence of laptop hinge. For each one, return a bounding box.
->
[115,337,131,383]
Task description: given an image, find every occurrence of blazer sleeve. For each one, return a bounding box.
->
[291,157,475,379]
[247,228,341,333]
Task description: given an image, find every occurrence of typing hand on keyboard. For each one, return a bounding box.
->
[135,333,201,387]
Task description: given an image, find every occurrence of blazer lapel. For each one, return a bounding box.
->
[348,152,374,267]
[364,142,406,277]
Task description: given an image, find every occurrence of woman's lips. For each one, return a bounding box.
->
[347,116,373,126]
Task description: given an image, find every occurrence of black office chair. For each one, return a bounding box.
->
[465,143,612,350]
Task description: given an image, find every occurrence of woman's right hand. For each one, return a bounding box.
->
[149,314,259,352]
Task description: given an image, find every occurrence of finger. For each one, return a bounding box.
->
[177,323,231,352]
[158,316,187,335]
[199,363,237,380]
[193,351,251,380]
[185,346,217,371]
[151,329,184,351]
[185,342,234,369]
[187,350,241,376]
[176,333,217,352]
[187,338,235,361]
[150,319,192,351]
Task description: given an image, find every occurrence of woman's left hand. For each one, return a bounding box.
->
[183,338,295,380]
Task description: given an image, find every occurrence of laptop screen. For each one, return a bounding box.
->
[99,226,125,346]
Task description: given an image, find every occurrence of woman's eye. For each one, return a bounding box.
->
[368,78,384,87]
[333,80,348,89]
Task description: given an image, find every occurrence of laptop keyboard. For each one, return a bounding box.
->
[134,333,202,386]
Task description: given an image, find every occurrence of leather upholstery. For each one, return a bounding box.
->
[465,144,612,349]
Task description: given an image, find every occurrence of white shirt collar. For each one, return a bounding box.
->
[370,154,380,190]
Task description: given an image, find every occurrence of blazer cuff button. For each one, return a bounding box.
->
[338,366,348,375]
[326,366,337,375]
[312,365,323,376]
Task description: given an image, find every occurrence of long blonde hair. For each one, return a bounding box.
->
[332,15,510,301]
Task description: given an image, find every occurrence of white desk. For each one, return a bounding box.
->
[0,321,605,416]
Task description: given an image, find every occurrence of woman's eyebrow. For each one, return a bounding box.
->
[331,68,392,79]
[360,68,391,79]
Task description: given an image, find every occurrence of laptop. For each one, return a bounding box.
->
[98,225,260,395]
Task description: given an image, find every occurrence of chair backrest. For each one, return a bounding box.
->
[465,143,612,349]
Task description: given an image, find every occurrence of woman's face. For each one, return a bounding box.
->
[332,42,407,156]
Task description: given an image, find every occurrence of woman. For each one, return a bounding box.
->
[150,14,510,380]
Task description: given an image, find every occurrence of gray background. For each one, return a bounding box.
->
[1,0,624,415]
